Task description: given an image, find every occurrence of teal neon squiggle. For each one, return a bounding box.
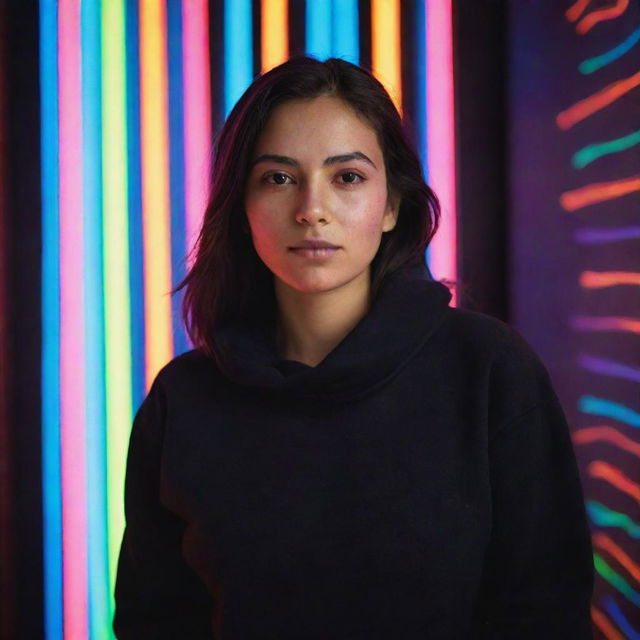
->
[579,395,640,428]
[572,129,640,168]
[593,554,640,607]
[586,501,640,538]
[580,26,640,74]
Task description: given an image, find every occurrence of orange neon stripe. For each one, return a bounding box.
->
[593,532,640,584]
[560,175,640,210]
[577,0,629,35]
[261,0,288,72]
[556,71,640,129]
[370,0,402,115]
[589,460,640,503]
[591,606,625,640]
[139,0,173,387]
[572,426,640,457]
[580,271,640,288]
[566,0,591,22]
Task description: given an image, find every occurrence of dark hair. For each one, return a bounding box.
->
[172,55,442,359]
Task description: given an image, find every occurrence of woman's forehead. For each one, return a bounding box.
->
[253,96,382,161]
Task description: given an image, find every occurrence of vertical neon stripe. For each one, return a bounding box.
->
[125,1,146,412]
[80,1,109,637]
[58,1,88,636]
[306,0,332,60]
[371,0,402,114]
[426,0,457,304]
[167,1,189,357]
[331,0,359,64]
[101,0,133,622]
[139,1,173,385]
[224,0,253,116]
[40,0,63,637]
[183,0,212,273]
[261,0,289,72]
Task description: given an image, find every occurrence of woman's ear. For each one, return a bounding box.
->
[382,195,400,232]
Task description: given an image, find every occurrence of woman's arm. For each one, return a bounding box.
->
[473,376,595,638]
[112,375,214,639]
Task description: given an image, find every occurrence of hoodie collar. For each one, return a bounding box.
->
[213,265,452,404]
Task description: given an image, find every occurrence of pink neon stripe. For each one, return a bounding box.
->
[426,0,457,306]
[182,0,212,268]
[58,1,88,637]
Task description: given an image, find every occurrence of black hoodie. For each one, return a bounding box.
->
[113,265,595,639]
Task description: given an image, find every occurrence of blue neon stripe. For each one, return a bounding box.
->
[601,594,640,640]
[40,1,63,638]
[580,26,640,75]
[224,0,253,117]
[331,0,359,64]
[125,1,146,408]
[166,0,190,358]
[306,0,332,61]
[80,2,109,638]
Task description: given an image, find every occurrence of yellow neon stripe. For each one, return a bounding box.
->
[101,0,133,625]
[139,0,174,386]
[261,0,289,72]
[371,0,402,115]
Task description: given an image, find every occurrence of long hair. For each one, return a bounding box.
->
[172,55,442,360]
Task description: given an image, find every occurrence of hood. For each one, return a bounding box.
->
[213,264,453,404]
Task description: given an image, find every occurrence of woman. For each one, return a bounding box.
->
[113,56,595,639]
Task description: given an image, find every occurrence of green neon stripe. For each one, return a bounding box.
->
[101,0,133,632]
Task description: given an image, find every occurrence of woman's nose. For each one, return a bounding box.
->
[294,181,332,225]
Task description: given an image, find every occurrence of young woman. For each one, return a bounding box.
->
[113,56,595,639]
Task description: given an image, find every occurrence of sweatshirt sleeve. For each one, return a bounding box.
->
[112,373,214,639]
[473,333,595,639]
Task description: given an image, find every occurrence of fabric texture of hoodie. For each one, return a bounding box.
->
[113,264,595,639]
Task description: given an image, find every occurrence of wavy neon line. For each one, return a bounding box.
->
[575,226,640,243]
[577,354,640,384]
[580,27,640,74]
[593,532,640,584]
[586,501,640,537]
[556,71,640,129]
[594,553,640,606]
[560,175,640,210]
[570,315,640,334]
[579,395,640,428]
[572,130,640,168]
[580,271,640,287]
[577,0,629,35]
[573,426,640,457]
[590,460,640,502]
[591,604,626,640]
[601,594,640,640]
[566,0,591,23]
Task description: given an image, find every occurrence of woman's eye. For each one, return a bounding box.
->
[264,172,292,185]
[339,171,364,185]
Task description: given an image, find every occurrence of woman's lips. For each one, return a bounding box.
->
[288,247,340,259]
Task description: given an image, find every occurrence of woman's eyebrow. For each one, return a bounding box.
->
[250,151,377,169]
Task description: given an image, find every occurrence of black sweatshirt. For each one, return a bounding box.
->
[113,265,595,639]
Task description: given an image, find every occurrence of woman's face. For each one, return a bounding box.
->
[243,95,398,296]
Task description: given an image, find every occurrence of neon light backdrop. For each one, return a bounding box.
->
[39,1,457,638]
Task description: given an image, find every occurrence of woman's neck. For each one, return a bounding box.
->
[274,270,372,367]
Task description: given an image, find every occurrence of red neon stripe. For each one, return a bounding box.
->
[182,0,212,269]
[58,1,88,637]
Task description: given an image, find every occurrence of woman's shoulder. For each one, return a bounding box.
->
[439,306,557,418]
[152,348,221,394]
[441,305,541,364]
